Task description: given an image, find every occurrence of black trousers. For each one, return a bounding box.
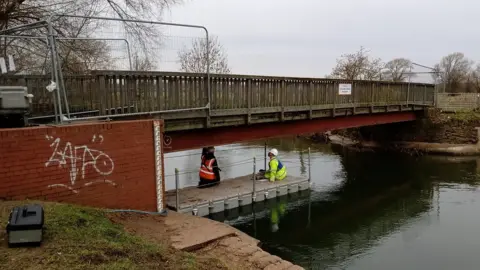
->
[198,177,220,189]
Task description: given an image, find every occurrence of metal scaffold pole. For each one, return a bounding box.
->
[175,168,180,211]
[252,157,256,202]
[264,142,267,171]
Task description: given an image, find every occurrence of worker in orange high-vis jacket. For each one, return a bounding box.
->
[198,146,221,188]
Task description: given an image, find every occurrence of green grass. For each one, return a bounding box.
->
[0,202,226,270]
[447,110,480,122]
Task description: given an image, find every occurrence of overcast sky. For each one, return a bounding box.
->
[163,0,478,80]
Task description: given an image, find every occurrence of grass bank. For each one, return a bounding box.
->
[0,201,226,270]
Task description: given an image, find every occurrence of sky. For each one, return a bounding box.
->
[161,0,478,81]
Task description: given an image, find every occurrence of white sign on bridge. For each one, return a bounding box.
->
[338,84,352,95]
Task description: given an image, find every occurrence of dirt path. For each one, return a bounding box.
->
[109,211,303,270]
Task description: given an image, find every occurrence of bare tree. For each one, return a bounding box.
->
[331,46,383,80]
[178,36,231,74]
[469,64,480,93]
[383,58,413,82]
[132,52,154,71]
[432,52,473,92]
[0,0,179,73]
[363,57,383,80]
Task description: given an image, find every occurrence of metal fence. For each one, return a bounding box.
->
[0,14,210,123]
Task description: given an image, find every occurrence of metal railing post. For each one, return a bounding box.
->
[47,21,63,123]
[53,36,71,119]
[264,142,267,171]
[308,147,311,182]
[252,157,256,202]
[175,168,180,211]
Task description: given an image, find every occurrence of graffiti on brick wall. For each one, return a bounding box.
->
[45,134,116,194]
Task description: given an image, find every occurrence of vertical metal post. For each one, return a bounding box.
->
[49,36,58,124]
[52,92,59,124]
[264,142,267,171]
[252,157,256,201]
[175,168,180,211]
[47,22,63,123]
[124,39,133,70]
[308,147,311,182]
[205,30,211,112]
[54,37,71,119]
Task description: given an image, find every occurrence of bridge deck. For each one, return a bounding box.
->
[166,174,310,216]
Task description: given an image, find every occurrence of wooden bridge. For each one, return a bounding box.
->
[1,71,435,151]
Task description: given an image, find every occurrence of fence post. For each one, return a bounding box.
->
[423,85,427,105]
[252,157,256,202]
[333,81,337,117]
[309,81,314,119]
[308,147,311,183]
[352,82,356,114]
[247,79,252,124]
[406,83,410,106]
[175,168,180,211]
[370,83,375,113]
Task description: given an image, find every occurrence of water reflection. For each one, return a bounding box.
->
[202,138,480,270]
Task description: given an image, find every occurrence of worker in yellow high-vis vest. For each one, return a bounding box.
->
[264,148,287,182]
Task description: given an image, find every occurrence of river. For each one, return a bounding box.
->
[165,137,480,270]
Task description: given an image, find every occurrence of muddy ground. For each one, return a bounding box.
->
[108,211,303,270]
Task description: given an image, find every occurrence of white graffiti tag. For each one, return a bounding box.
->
[45,135,116,194]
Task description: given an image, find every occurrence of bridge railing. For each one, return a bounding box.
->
[0,71,435,118]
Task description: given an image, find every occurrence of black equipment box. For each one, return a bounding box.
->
[6,204,44,247]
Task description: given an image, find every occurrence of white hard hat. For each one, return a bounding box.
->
[269,148,278,156]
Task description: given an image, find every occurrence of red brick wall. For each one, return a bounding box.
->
[0,120,164,211]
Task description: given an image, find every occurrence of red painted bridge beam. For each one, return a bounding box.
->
[163,112,418,153]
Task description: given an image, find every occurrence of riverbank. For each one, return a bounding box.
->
[0,201,302,270]
[325,133,480,156]
[314,109,480,156]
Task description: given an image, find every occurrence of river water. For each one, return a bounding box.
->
[165,138,480,270]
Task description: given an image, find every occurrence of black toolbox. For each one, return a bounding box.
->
[6,204,44,247]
